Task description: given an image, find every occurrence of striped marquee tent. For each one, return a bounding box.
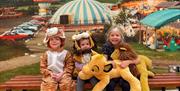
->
[49,0,112,25]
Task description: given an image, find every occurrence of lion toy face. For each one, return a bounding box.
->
[86,54,113,75]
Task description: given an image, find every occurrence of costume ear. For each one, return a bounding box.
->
[74,41,81,50]
[92,65,99,72]
[91,50,98,56]
[89,37,94,48]
[104,64,113,72]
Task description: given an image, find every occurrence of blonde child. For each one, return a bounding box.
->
[40,27,75,91]
[102,25,139,91]
[72,32,98,91]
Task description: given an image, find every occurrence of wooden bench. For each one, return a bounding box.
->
[0,73,180,91]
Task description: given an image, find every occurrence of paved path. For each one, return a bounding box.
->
[0,53,42,72]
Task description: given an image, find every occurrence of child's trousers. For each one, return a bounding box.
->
[41,76,75,91]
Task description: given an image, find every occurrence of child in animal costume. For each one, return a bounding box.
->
[78,54,141,91]
[72,32,98,91]
[111,43,155,91]
[102,25,139,91]
[40,27,75,91]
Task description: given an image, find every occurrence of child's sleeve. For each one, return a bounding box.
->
[63,52,75,77]
[102,43,112,55]
[101,43,113,60]
[40,52,52,77]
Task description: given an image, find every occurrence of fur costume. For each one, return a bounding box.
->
[111,43,155,91]
[72,32,97,77]
[40,27,76,91]
[79,54,141,91]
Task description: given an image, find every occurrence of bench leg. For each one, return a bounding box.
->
[161,87,166,91]
[177,87,180,91]
[6,89,12,91]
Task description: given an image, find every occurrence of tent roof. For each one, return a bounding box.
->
[50,0,112,25]
[140,9,180,29]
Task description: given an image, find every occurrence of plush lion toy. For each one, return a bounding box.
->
[111,43,155,91]
[78,54,141,91]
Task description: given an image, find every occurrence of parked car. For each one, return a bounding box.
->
[0,32,29,41]
[18,24,39,31]
[16,26,37,32]
[11,28,34,37]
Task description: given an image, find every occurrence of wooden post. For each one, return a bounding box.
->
[154,29,157,49]
[161,87,166,91]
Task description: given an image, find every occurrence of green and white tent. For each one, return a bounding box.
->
[49,0,112,25]
[140,9,180,29]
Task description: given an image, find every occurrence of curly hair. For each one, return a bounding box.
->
[118,43,137,60]
[118,43,139,77]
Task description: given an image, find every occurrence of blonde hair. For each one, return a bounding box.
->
[106,25,125,43]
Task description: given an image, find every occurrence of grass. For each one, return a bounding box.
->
[0,40,31,61]
[129,42,180,61]
[0,63,40,83]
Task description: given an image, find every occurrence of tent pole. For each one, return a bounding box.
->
[145,27,148,47]
[155,29,157,49]
[139,24,141,44]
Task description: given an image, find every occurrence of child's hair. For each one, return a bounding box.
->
[106,25,125,43]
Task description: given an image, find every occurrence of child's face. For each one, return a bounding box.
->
[49,36,61,50]
[109,28,122,46]
[79,39,91,50]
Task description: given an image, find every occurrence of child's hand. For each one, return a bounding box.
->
[56,72,64,80]
[119,61,130,68]
[51,72,63,82]
[51,73,57,80]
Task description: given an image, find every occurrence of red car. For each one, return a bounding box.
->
[0,32,30,41]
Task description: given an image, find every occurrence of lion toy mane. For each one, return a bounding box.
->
[111,43,155,91]
[78,54,141,91]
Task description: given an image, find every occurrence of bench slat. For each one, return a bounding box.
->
[149,81,180,88]
[5,81,41,84]
[0,84,40,89]
[149,79,180,82]
[1,74,180,90]
[14,75,41,78]
[10,78,41,81]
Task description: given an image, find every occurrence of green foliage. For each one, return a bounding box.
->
[96,0,117,3]
[0,63,40,83]
[113,10,127,24]
[16,6,38,15]
[113,8,132,25]
[0,0,33,7]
